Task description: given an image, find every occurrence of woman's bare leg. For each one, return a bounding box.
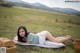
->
[55,35,71,43]
[45,31,71,43]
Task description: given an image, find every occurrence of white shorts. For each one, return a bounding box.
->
[36,31,47,45]
[36,31,65,47]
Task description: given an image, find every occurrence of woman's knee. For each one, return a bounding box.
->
[43,31,50,34]
[42,31,51,35]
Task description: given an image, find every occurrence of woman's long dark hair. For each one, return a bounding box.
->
[17,26,29,42]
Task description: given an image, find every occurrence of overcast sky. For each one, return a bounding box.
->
[22,0,80,11]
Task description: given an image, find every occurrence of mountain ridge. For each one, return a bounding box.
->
[4,0,80,16]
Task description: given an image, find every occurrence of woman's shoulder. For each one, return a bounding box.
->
[28,33,38,37]
[28,33,34,36]
[29,33,34,34]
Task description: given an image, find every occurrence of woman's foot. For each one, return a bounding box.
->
[63,35,71,39]
[66,35,75,42]
[70,37,75,42]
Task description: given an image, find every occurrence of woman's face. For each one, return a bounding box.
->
[19,28,25,37]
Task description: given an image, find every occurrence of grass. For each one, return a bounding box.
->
[0,6,80,53]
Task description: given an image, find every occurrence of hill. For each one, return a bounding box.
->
[4,0,80,16]
[52,7,80,16]
[0,6,80,53]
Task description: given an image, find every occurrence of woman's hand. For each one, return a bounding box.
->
[13,40,19,44]
[27,41,31,44]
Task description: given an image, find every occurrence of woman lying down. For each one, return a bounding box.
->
[13,26,74,47]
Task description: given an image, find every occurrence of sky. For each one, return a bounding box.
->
[22,0,80,11]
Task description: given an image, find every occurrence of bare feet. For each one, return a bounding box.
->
[63,35,71,39]
[66,35,75,42]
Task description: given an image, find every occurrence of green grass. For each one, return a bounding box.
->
[0,6,80,53]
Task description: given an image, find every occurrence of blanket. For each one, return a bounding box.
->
[17,41,65,48]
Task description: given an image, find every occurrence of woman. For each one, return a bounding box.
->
[13,26,73,45]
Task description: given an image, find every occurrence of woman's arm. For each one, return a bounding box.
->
[13,36,19,44]
[13,40,19,44]
[13,40,31,45]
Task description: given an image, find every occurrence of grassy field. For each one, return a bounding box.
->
[0,6,80,53]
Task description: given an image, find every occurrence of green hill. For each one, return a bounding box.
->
[0,6,80,53]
